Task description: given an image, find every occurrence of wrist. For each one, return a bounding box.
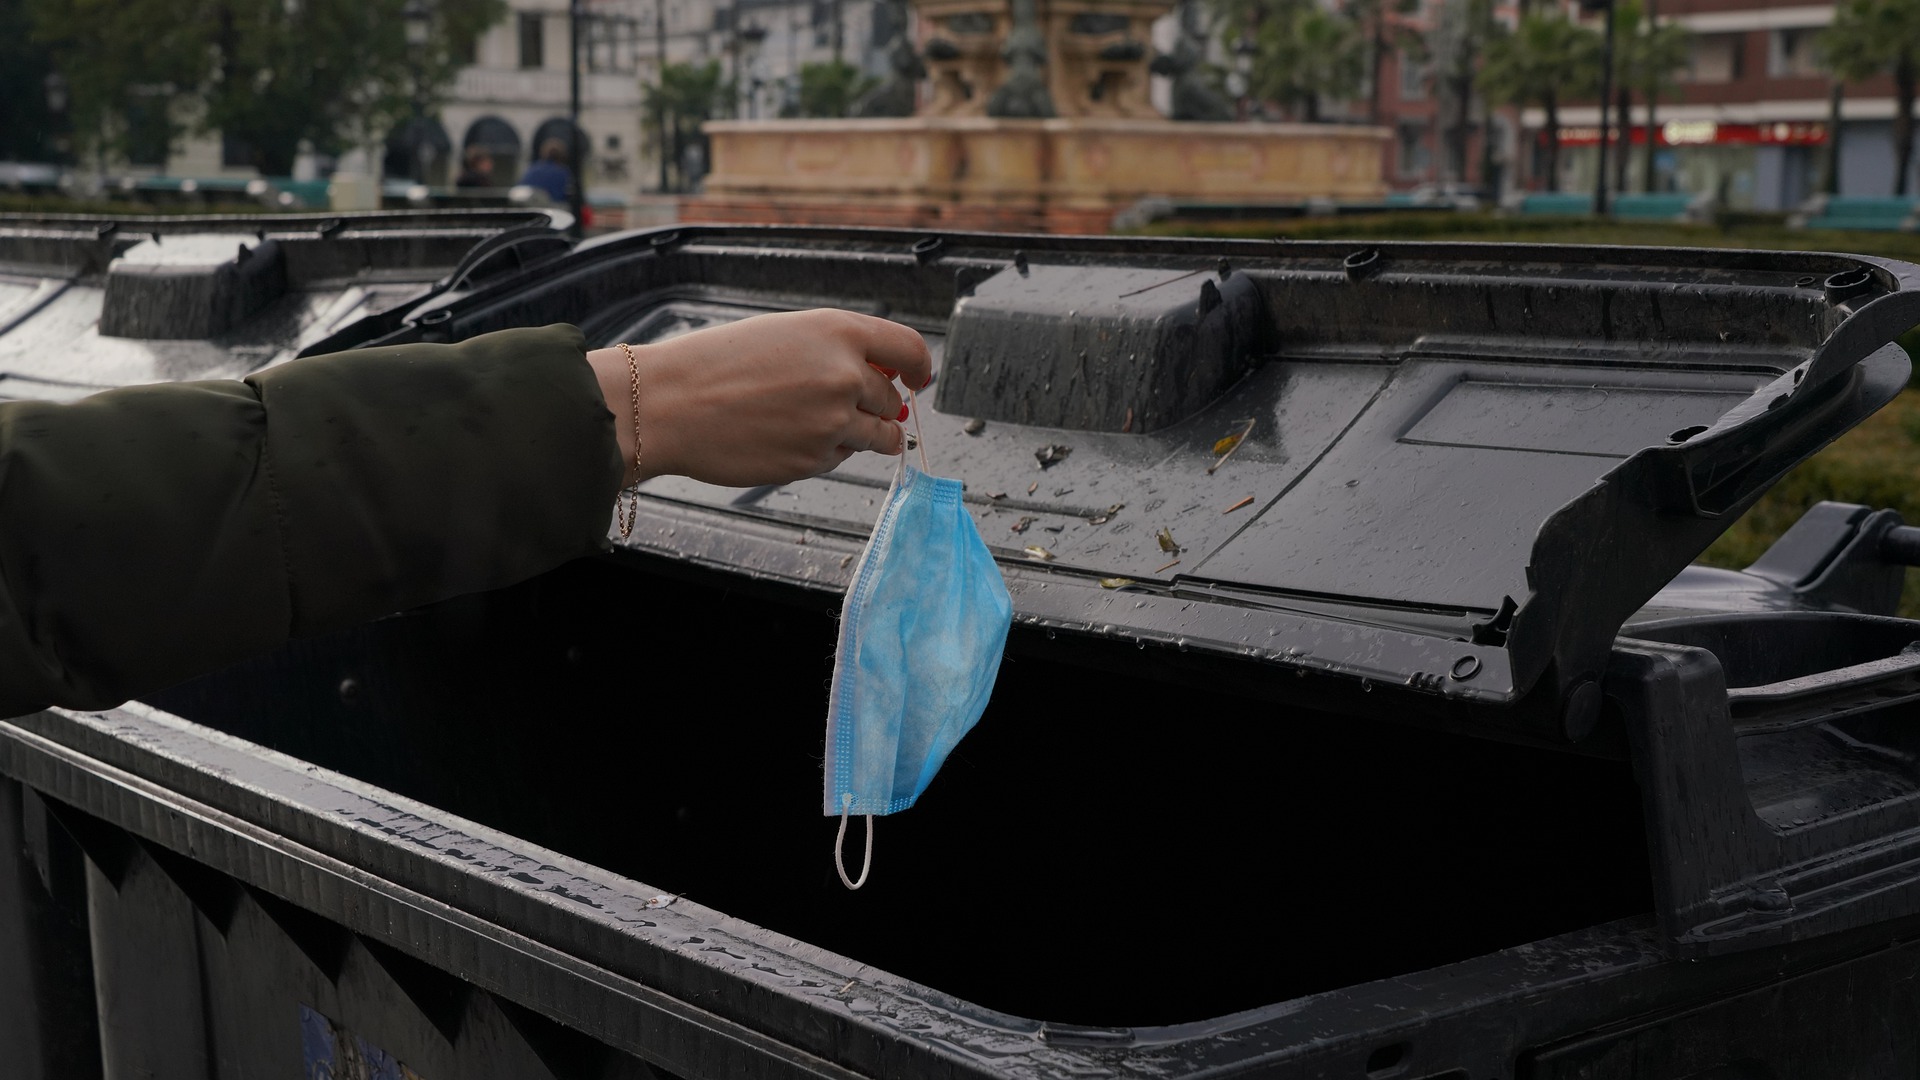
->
[585,345,643,486]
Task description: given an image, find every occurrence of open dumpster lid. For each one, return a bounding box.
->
[34,221,1920,744]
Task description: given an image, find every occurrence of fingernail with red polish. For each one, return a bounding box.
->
[897,403,910,422]
[919,373,935,390]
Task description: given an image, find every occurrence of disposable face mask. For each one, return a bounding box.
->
[825,450,1013,889]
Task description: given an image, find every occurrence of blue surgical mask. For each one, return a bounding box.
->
[825,459,1013,888]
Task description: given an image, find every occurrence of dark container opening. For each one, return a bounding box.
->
[146,556,1655,1026]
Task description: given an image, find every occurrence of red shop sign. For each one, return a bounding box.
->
[1548,121,1828,147]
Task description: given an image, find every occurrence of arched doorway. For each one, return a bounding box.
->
[461,116,521,188]
[528,117,589,177]
[382,116,452,185]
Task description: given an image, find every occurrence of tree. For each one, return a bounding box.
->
[1479,12,1599,192]
[1343,0,1420,124]
[1426,0,1499,183]
[28,0,503,176]
[1250,3,1366,121]
[781,60,879,118]
[1822,0,1920,195]
[1602,0,1687,194]
[0,0,64,161]
[1625,0,1688,193]
[645,60,730,192]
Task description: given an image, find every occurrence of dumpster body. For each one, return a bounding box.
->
[7,222,1920,1077]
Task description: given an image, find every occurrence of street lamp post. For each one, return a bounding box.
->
[403,0,432,185]
[1584,0,1616,217]
[570,0,586,229]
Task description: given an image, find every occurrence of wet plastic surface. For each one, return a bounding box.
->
[11,219,1920,1076]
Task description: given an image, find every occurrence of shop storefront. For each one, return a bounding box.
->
[1546,120,1827,210]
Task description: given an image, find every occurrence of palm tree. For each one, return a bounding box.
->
[643,60,730,192]
[1821,0,1920,195]
[1428,0,1499,184]
[1604,0,1688,194]
[1344,0,1420,124]
[1479,12,1600,192]
[1252,5,1366,121]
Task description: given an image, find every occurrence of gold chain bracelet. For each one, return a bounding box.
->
[615,342,644,540]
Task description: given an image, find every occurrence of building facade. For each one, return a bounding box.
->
[1533,0,1910,209]
[160,0,891,200]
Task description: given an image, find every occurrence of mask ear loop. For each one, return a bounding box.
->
[908,387,929,473]
[835,792,874,890]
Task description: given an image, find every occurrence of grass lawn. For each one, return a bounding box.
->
[1138,212,1920,614]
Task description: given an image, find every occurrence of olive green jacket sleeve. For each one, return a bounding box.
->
[0,324,623,717]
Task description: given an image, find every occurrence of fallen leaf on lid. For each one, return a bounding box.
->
[985,491,1007,500]
[1035,444,1072,469]
[1156,527,1181,554]
[1099,577,1137,589]
[1088,503,1125,525]
[1010,516,1037,534]
[1207,418,1256,475]
[1027,481,1039,495]
[1224,496,1254,514]
[964,418,986,435]
[1024,545,1056,561]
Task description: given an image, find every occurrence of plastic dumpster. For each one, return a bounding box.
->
[8,223,1920,1078]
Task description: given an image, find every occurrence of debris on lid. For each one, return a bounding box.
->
[1121,407,1134,434]
[1156,527,1181,554]
[964,417,986,435]
[1224,496,1254,514]
[1099,577,1136,589]
[985,490,1007,500]
[1010,515,1037,534]
[1155,558,1181,574]
[1089,503,1125,525]
[1027,481,1039,495]
[640,894,681,910]
[1053,488,1074,497]
[1207,418,1256,475]
[1035,444,1072,469]
[1024,545,1056,561]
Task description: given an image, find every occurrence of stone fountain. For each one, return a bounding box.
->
[685,0,1387,233]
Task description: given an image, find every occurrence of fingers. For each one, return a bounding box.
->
[853,364,906,421]
[840,412,905,456]
[845,313,933,391]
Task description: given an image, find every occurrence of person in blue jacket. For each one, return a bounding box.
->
[519,138,574,204]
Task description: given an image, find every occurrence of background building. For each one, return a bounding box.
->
[1536,0,1908,208]
[159,0,894,202]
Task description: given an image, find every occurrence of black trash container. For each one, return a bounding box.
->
[10,225,1920,1079]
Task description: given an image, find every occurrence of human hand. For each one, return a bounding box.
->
[586,309,932,488]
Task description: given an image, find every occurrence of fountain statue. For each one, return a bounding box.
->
[687,0,1386,232]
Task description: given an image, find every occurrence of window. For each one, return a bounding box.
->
[587,15,639,73]
[1684,33,1743,83]
[714,5,733,32]
[518,12,545,69]
[1397,123,1431,179]
[1769,27,1822,78]
[1398,55,1428,101]
[221,132,254,168]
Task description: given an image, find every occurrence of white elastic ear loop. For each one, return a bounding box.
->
[834,792,874,890]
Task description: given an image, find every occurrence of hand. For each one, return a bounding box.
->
[587,309,932,488]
